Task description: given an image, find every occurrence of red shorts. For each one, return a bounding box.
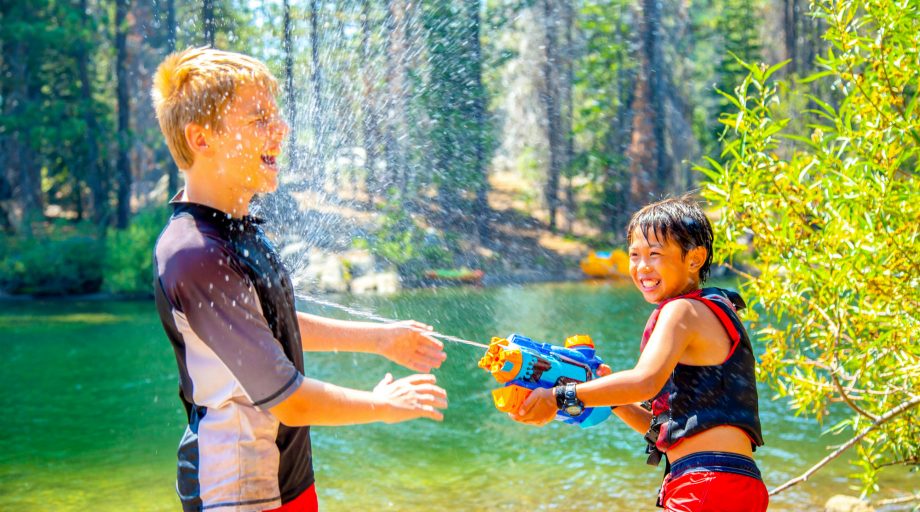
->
[660,453,768,512]
[264,484,318,512]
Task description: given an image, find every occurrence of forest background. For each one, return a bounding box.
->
[0,0,917,503]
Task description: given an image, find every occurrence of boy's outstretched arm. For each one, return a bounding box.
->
[595,365,653,434]
[269,372,448,427]
[297,312,447,373]
[511,299,697,426]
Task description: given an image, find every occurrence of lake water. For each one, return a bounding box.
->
[1,280,915,510]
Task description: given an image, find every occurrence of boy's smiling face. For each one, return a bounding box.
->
[628,227,706,304]
[208,83,288,196]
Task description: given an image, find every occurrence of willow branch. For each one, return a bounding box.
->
[874,493,920,507]
[872,456,919,470]
[805,301,879,420]
[721,261,756,280]
[830,369,878,421]
[770,395,920,496]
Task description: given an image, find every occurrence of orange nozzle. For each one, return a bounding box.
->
[478,337,523,384]
[478,337,510,371]
[564,334,594,349]
[489,348,522,383]
[491,385,532,413]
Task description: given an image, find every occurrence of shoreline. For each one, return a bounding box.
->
[0,269,597,302]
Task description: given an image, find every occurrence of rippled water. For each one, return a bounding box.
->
[0,280,915,510]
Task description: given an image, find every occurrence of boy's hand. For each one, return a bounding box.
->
[509,387,557,426]
[509,367,612,426]
[373,373,448,423]
[377,320,447,373]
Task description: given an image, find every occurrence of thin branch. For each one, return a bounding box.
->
[830,369,878,421]
[873,493,920,507]
[806,300,881,420]
[721,261,756,280]
[770,395,920,496]
[871,456,919,470]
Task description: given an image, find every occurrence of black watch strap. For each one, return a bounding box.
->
[554,385,567,409]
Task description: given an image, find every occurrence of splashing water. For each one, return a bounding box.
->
[294,292,488,349]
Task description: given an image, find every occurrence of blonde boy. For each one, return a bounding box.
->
[151,47,447,512]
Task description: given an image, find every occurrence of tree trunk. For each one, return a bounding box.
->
[643,0,669,189]
[467,0,490,242]
[165,0,178,197]
[309,0,324,189]
[282,0,297,172]
[627,0,669,211]
[5,39,43,229]
[360,0,380,207]
[604,2,635,237]
[384,0,409,196]
[784,0,798,75]
[78,0,108,226]
[202,0,215,47]
[115,0,132,229]
[561,0,576,233]
[542,0,562,232]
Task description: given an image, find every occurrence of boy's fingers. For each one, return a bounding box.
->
[400,373,438,385]
[597,364,613,377]
[414,384,448,400]
[411,354,446,372]
[408,320,434,331]
[518,391,540,414]
[415,332,445,350]
[417,342,447,357]
[420,394,448,410]
[419,406,444,422]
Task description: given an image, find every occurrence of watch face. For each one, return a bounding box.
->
[565,404,584,417]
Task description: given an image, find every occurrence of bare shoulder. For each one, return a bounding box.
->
[658,297,714,325]
[660,297,730,364]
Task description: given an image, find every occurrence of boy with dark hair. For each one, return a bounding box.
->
[151,47,448,512]
[512,197,768,511]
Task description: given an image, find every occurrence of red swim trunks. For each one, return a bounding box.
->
[659,452,768,512]
[264,485,318,512]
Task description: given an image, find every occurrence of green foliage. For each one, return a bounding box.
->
[103,208,169,294]
[698,0,919,494]
[0,223,104,295]
[0,0,116,220]
[421,0,490,204]
[707,0,764,156]
[571,0,634,230]
[0,208,167,296]
[362,199,450,275]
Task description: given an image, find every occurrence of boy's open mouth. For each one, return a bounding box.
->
[261,155,277,167]
[640,279,660,289]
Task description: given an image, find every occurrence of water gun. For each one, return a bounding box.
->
[478,333,611,428]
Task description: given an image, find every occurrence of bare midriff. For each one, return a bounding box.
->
[665,425,754,463]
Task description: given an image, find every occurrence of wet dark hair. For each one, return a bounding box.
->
[626,196,714,282]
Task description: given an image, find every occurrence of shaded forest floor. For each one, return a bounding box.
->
[286,171,613,287]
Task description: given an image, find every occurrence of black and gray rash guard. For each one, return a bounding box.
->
[154,199,313,512]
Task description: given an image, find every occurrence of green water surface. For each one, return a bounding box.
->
[0,281,915,511]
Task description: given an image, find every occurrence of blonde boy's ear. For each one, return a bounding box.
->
[185,122,210,155]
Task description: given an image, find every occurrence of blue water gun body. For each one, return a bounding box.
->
[478,333,611,428]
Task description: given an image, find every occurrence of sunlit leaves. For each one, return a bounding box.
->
[698,0,920,495]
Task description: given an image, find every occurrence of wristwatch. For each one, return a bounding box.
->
[554,382,585,417]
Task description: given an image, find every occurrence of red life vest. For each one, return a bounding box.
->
[640,287,764,465]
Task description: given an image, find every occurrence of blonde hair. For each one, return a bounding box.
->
[151,47,279,169]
